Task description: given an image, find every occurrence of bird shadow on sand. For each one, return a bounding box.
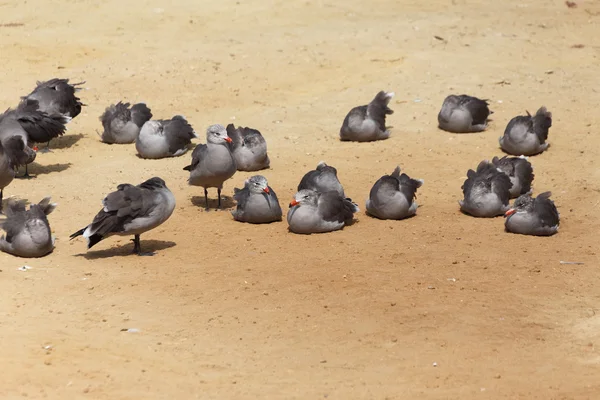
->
[16,162,72,178]
[191,195,235,210]
[364,212,418,221]
[49,133,85,150]
[74,240,177,260]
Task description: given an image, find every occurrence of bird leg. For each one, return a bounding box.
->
[131,234,155,256]
[204,188,210,211]
[39,140,53,153]
[20,164,33,179]
[0,189,3,214]
[217,188,222,210]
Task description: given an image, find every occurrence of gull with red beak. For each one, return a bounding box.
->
[184,124,237,210]
[287,189,359,234]
[231,175,282,223]
[504,192,559,236]
[0,105,64,178]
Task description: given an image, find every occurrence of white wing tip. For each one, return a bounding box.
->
[82,227,92,239]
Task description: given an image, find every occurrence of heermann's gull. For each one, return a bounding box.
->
[492,155,534,198]
[340,91,394,142]
[226,124,270,171]
[459,160,512,217]
[136,115,197,159]
[504,192,559,236]
[231,175,282,224]
[13,99,70,151]
[100,101,153,144]
[438,94,491,133]
[298,161,345,197]
[19,78,85,150]
[0,136,35,212]
[0,105,66,177]
[366,166,424,220]
[0,197,57,258]
[70,177,176,256]
[184,124,237,210]
[499,107,552,156]
[287,189,359,234]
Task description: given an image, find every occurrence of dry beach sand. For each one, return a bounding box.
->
[1,0,599,398]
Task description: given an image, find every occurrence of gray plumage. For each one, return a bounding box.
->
[366,166,424,220]
[0,136,35,211]
[0,197,57,258]
[231,175,282,224]
[499,107,552,156]
[492,155,534,198]
[504,192,559,236]
[340,91,394,142]
[136,116,197,159]
[20,78,85,120]
[438,94,491,133]
[226,124,270,171]
[298,161,345,197]
[0,105,65,177]
[459,160,512,217]
[69,177,176,255]
[1,103,67,148]
[100,102,153,144]
[287,189,359,234]
[184,124,237,210]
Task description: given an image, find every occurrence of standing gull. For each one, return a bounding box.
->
[19,78,85,150]
[340,91,394,142]
[70,177,176,256]
[504,192,559,236]
[459,160,512,217]
[0,105,66,177]
[0,136,35,212]
[492,155,534,198]
[226,124,270,171]
[231,175,282,224]
[136,115,197,159]
[100,101,153,144]
[298,161,345,197]
[366,166,424,220]
[13,99,70,152]
[287,189,359,234]
[0,197,57,258]
[438,94,491,133]
[184,124,237,210]
[499,107,552,156]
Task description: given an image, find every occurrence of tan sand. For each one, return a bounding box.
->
[0,0,599,398]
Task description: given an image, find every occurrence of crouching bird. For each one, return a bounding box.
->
[0,197,57,258]
[504,192,559,236]
[70,177,175,256]
[287,189,359,234]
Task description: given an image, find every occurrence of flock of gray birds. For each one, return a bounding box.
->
[0,80,560,258]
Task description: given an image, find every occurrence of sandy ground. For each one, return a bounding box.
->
[1,0,599,398]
